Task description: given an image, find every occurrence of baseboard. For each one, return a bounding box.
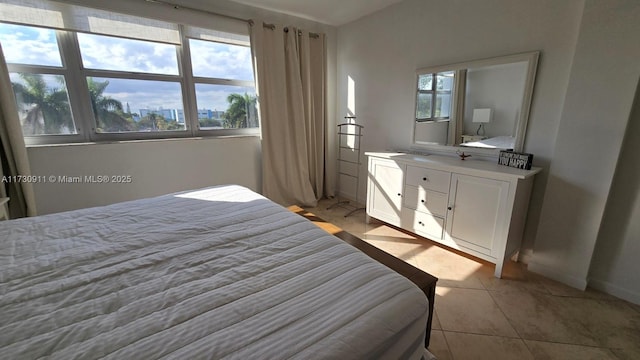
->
[588,279,640,305]
[527,261,588,290]
[516,249,534,264]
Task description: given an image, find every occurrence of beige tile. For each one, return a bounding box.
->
[432,309,441,330]
[363,223,414,237]
[362,235,426,262]
[435,287,519,337]
[444,332,534,360]
[628,301,640,314]
[560,297,640,349]
[427,330,452,360]
[535,276,618,301]
[610,343,640,360]
[490,289,598,346]
[435,275,487,290]
[479,270,550,295]
[524,340,618,360]
[413,244,487,289]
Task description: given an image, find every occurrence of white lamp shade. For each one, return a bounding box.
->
[472,108,492,123]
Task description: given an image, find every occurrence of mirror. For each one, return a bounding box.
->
[412,51,539,154]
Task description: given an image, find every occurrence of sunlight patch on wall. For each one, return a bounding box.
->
[347,75,355,116]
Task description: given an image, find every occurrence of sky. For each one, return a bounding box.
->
[0,22,255,114]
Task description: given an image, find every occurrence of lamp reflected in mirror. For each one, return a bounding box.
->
[472,108,491,136]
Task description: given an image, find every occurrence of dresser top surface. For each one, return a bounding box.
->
[365,152,541,180]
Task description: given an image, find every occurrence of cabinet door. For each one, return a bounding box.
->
[367,158,404,226]
[445,174,509,256]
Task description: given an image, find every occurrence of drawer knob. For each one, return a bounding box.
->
[448,206,452,210]
[421,199,425,203]
[422,177,427,181]
[397,193,402,197]
[418,221,423,225]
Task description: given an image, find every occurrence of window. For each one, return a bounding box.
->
[416,71,455,121]
[189,38,257,130]
[1,23,76,136]
[0,0,257,145]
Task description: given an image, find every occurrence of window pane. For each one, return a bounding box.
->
[0,23,62,66]
[417,74,433,90]
[87,77,185,133]
[10,73,76,135]
[416,92,432,120]
[436,71,454,91]
[435,93,451,118]
[189,39,253,81]
[194,84,257,129]
[77,33,179,75]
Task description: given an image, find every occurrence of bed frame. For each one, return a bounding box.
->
[290,207,438,347]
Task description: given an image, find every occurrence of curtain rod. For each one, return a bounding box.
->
[249,20,320,39]
[144,0,249,23]
[145,0,321,39]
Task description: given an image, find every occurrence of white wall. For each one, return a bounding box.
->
[528,0,640,293]
[336,0,584,255]
[28,0,338,214]
[589,81,640,304]
[28,137,261,214]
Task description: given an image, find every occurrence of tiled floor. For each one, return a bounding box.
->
[306,199,640,360]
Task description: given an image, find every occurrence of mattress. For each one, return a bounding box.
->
[0,185,429,359]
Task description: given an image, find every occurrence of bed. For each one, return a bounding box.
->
[0,185,436,359]
[460,135,515,150]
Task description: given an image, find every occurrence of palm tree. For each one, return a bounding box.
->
[138,112,162,130]
[222,93,257,129]
[11,73,72,135]
[87,78,134,132]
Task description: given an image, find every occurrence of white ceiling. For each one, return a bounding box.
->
[226,0,403,26]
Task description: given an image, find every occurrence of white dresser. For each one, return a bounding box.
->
[366,152,541,278]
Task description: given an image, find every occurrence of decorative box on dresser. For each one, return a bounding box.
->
[365,152,541,278]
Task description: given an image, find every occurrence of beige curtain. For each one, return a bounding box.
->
[0,43,37,218]
[250,22,326,207]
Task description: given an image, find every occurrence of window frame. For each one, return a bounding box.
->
[182,31,258,138]
[415,71,455,123]
[1,19,258,146]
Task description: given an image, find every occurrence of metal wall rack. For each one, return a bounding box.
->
[328,117,365,217]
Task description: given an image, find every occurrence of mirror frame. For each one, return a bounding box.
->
[411,51,540,157]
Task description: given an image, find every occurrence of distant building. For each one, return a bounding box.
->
[197,109,224,120]
[139,108,185,123]
[197,109,212,119]
[138,108,218,123]
[175,109,185,123]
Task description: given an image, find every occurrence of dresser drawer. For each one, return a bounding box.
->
[404,210,444,241]
[403,185,448,217]
[406,166,451,192]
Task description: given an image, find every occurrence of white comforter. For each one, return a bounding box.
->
[461,135,515,150]
[0,185,428,359]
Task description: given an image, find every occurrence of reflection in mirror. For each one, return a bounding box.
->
[416,71,454,121]
[413,52,539,154]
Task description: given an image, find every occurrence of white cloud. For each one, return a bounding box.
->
[0,24,61,66]
[77,33,179,75]
[189,39,253,80]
